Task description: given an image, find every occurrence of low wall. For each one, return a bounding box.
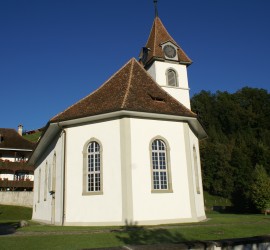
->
[0,191,33,207]
[170,236,270,249]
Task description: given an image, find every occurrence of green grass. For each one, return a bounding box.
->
[0,205,32,222]
[204,191,232,208]
[0,205,270,250]
[0,234,123,250]
[23,131,42,142]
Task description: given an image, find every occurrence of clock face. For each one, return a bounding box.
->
[164,45,176,58]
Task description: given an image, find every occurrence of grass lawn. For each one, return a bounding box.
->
[0,204,32,222]
[0,205,269,249]
[23,131,42,142]
[203,191,232,208]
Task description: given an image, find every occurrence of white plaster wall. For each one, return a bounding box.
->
[0,156,15,162]
[0,173,33,181]
[64,119,123,224]
[0,174,14,180]
[32,132,64,225]
[147,63,156,81]
[147,61,191,109]
[129,118,193,222]
[162,87,191,109]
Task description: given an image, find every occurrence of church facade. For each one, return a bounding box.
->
[29,12,207,226]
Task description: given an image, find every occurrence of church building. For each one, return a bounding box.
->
[29,4,207,226]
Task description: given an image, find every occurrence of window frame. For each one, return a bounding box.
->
[149,136,173,193]
[166,68,178,87]
[82,138,103,196]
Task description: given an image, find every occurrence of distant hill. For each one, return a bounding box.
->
[23,131,42,143]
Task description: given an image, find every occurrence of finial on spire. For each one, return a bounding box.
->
[153,0,158,17]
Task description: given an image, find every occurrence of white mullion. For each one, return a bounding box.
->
[93,152,96,191]
[157,143,161,190]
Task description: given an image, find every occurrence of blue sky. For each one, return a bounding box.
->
[1,0,269,131]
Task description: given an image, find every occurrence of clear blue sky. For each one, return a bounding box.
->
[1,0,269,131]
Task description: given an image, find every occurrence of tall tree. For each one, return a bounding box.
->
[250,165,270,212]
[191,87,270,211]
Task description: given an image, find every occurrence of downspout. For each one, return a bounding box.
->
[62,129,67,226]
[58,123,67,226]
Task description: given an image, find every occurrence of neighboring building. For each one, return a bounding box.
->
[29,8,207,226]
[0,126,35,191]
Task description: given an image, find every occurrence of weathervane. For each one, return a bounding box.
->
[154,0,158,17]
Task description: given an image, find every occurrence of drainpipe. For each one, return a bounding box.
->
[57,123,67,226]
[61,129,67,226]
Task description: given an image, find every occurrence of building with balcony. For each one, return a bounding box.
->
[0,126,35,191]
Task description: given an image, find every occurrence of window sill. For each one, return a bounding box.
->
[82,191,103,196]
[151,189,173,194]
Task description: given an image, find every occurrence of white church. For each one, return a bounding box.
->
[29,5,207,226]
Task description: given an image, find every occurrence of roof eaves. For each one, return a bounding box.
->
[52,110,205,139]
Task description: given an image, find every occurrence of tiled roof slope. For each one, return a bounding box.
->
[143,17,192,66]
[51,58,196,123]
[0,128,35,150]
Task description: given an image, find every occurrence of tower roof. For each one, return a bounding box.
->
[142,17,192,67]
[51,58,196,123]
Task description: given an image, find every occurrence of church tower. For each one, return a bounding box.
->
[140,1,192,109]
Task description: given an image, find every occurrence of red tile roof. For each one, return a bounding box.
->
[51,58,196,123]
[142,17,192,66]
[0,128,35,150]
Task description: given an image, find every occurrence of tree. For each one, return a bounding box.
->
[249,165,270,212]
[191,87,270,212]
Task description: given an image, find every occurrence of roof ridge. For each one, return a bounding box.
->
[153,18,157,56]
[157,17,178,46]
[121,58,135,108]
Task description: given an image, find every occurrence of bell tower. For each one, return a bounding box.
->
[139,0,192,109]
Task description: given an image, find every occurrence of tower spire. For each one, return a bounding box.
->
[153,0,158,17]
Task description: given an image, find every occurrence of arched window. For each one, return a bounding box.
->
[44,161,48,201]
[193,146,200,194]
[83,139,103,195]
[38,168,41,203]
[51,153,56,192]
[150,138,172,192]
[166,68,178,87]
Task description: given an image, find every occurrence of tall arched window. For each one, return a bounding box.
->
[150,138,172,192]
[83,139,103,195]
[38,168,41,203]
[193,146,200,194]
[44,161,48,201]
[51,153,56,193]
[166,69,178,87]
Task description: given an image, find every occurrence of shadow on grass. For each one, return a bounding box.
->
[115,220,186,246]
[0,222,19,235]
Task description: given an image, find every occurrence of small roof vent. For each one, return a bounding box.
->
[149,94,165,103]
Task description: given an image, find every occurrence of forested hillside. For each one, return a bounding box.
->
[191,87,270,212]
